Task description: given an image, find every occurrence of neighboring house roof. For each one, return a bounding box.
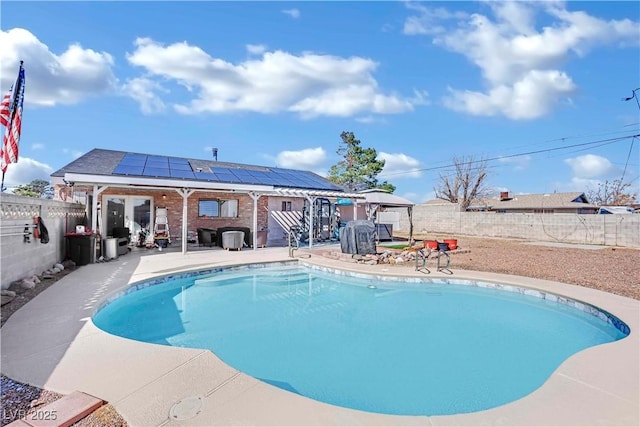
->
[472,192,599,210]
[423,198,457,205]
[51,148,344,192]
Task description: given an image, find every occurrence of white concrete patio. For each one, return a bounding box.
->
[1,246,638,426]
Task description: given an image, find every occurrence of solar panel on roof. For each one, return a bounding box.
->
[194,171,218,181]
[170,170,196,179]
[119,159,146,167]
[169,163,193,171]
[143,167,171,177]
[113,164,144,175]
[168,157,189,164]
[147,155,168,161]
[214,173,240,183]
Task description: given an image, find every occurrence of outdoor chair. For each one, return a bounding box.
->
[197,228,217,247]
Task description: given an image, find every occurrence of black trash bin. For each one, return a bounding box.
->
[66,232,95,266]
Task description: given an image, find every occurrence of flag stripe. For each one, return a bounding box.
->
[0,64,25,174]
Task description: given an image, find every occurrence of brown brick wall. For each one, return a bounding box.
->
[54,185,270,241]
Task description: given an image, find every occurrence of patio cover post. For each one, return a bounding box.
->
[91,185,107,262]
[249,192,262,251]
[408,206,413,244]
[177,188,195,254]
[305,195,316,249]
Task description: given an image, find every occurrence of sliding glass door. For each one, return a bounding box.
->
[103,196,153,244]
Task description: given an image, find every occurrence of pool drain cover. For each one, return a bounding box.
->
[169,396,203,421]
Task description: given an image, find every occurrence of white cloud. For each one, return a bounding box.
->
[246,44,267,55]
[0,28,117,106]
[402,190,436,204]
[404,2,640,119]
[403,2,468,36]
[122,77,167,114]
[1,157,53,189]
[377,152,422,178]
[565,154,612,178]
[31,143,44,150]
[62,148,84,159]
[497,154,531,170]
[282,8,301,19]
[126,38,422,118]
[276,147,327,170]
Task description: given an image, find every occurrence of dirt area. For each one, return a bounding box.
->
[394,233,639,300]
[1,234,637,426]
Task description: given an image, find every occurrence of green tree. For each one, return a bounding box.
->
[327,131,395,192]
[13,179,54,199]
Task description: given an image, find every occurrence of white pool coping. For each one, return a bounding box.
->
[1,246,638,426]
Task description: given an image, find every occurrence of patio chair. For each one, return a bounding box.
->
[197,228,217,247]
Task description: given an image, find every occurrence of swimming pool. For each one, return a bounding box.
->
[93,262,629,416]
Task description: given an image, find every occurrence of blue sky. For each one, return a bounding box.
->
[1,1,639,203]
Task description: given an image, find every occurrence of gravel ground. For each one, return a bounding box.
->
[1,235,637,426]
[395,234,640,300]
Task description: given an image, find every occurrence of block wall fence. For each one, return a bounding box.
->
[391,204,640,248]
[1,193,86,289]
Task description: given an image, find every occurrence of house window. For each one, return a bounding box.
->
[281,201,292,211]
[198,199,238,218]
[533,209,554,214]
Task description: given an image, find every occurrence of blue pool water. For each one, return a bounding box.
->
[93,264,628,415]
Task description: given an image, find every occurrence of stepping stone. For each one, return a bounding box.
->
[7,391,103,427]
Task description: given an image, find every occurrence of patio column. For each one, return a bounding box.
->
[176,188,195,254]
[91,184,108,262]
[249,192,262,251]
[305,195,316,249]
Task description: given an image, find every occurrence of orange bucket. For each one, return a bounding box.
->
[423,240,438,250]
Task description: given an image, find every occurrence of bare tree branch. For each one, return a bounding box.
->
[434,156,490,210]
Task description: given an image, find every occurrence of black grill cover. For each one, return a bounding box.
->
[340,220,376,255]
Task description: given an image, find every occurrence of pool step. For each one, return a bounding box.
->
[6,391,104,427]
[194,270,310,287]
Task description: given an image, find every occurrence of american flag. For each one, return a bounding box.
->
[0,62,25,173]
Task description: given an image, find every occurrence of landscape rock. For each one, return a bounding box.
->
[1,294,15,305]
[51,267,61,274]
[1,290,17,297]
[20,279,36,290]
[31,275,41,284]
[54,263,65,271]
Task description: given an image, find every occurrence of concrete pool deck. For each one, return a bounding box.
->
[1,246,638,426]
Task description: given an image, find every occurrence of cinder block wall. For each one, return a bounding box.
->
[1,193,86,289]
[395,204,640,248]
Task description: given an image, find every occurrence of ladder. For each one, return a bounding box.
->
[154,207,171,248]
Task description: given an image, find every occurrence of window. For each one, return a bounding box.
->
[198,199,238,218]
[533,209,554,214]
[281,201,292,211]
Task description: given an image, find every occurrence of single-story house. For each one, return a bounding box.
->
[51,148,367,259]
[466,192,599,214]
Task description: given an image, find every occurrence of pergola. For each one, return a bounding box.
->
[360,189,415,244]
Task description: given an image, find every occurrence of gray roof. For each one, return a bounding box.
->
[473,192,599,210]
[360,190,414,207]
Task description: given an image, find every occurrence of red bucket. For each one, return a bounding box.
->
[423,240,438,250]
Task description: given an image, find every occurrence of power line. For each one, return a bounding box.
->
[380,133,639,178]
